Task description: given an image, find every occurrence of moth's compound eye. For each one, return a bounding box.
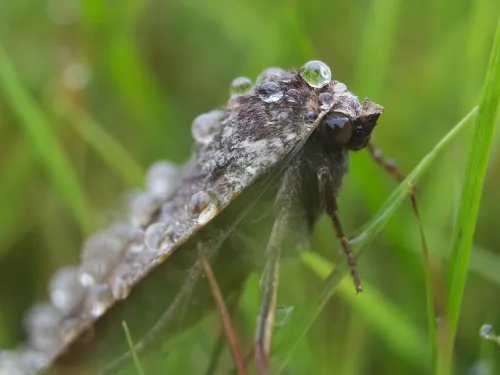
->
[320,112,353,147]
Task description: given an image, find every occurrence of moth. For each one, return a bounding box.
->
[1,61,401,375]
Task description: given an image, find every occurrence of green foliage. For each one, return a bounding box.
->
[0,1,499,374]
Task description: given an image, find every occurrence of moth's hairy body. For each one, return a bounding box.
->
[3,62,383,375]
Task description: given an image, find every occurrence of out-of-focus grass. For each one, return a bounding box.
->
[440,19,500,375]
[1,1,500,374]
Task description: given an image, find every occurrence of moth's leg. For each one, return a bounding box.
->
[200,249,246,375]
[318,168,362,293]
[366,142,405,182]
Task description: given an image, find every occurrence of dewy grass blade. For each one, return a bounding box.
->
[440,18,500,375]
[122,321,146,375]
[0,42,94,232]
[274,106,477,372]
[55,101,144,188]
[301,251,428,366]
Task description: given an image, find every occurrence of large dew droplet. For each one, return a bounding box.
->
[144,222,174,251]
[23,304,63,352]
[146,161,179,197]
[188,190,219,225]
[230,76,253,96]
[258,82,283,103]
[191,110,224,145]
[299,60,332,88]
[319,92,334,110]
[49,266,85,314]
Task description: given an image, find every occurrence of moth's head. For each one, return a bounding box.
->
[251,60,384,152]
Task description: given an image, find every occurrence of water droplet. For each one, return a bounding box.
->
[79,260,107,286]
[146,161,179,197]
[275,305,294,327]
[129,228,146,253]
[188,191,219,225]
[230,76,253,96]
[80,232,123,285]
[0,351,26,375]
[256,67,284,84]
[87,284,113,317]
[191,110,224,145]
[82,232,122,261]
[480,324,494,339]
[49,267,85,314]
[299,60,332,88]
[130,192,160,228]
[19,349,49,374]
[110,275,131,300]
[145,222,174,251]
[258,82,283,103]
[23,304,62,351]
[333,82,347,94]
[319,92,334,110]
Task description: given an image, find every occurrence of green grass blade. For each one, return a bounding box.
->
[350,106,477,249]
[273,106,477,371]
[440,18,500,375]
[55,101,144,188]
[122,320,146,375]
[0,42,94,232]
[301,251,428,365]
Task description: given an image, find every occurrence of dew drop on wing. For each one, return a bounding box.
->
[229,76,253,96]
[258,81,283,103]
[146,161,179,197]
[49,266,85,315]
[319,92,334,110]
[299,60,332,88]
[191,110,224,145]
[144,222,174,251]
[23,303,63,352]
[188,190,220,225]
[129,192,161,228]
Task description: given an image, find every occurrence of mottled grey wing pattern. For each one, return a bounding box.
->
[1,63,347,375]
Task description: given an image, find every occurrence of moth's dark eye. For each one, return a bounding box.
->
[321,112,353,147]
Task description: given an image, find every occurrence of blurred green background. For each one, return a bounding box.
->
[1,0,500,374]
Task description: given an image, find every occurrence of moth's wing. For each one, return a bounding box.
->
[14,71,323,375]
